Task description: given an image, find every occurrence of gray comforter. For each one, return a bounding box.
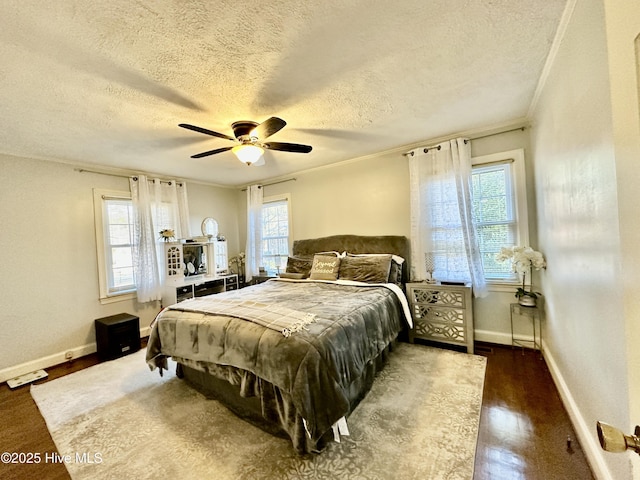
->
[146,279,405,445]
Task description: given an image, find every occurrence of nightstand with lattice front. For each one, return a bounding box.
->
[406,282,474,353]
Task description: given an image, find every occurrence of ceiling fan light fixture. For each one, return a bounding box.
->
[180,116,312,162]
[232,144,264,166]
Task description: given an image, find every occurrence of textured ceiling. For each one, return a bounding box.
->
[0,1,567,187]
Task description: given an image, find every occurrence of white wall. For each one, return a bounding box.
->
[234,151,413,262]
[186,181,240,253]
[0,154,238,381]
[264,151,412,240]
[529,0,640,478]
[604,0,640,476]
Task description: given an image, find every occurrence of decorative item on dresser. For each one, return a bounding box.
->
[201,217,218,239]
[160,235,237,307]
[159,228,175,242]
[200,216,230,274]
[405,282,474,353]
[162,240,216,282]
[214,238,229,273]
[229,251,246,286]
[423,252,436,284]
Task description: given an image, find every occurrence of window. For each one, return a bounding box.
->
[472,163,516,279]
[94,189,136,301]
[471,149,529,283]
[261,194,291,275]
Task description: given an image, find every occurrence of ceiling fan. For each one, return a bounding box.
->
[179,117,312,166]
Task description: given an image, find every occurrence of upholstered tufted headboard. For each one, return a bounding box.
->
[292,234,410,284]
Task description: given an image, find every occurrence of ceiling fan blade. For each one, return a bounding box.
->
[264,142,312,153]
[191,146,233,158]
[179,123,235,141]
[251,117,286,140]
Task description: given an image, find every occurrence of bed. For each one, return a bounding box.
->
[146,234,412,453]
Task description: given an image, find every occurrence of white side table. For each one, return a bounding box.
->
[510,303,542,354]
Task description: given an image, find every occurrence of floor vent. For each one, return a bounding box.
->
[475,345,494,354]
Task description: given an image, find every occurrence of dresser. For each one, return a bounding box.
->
[162,274,238,307]
[405,282,474,354]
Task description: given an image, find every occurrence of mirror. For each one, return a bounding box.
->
[201,217,218,239]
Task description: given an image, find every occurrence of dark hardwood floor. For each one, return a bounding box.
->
[0,341,594,480]
[473,342,594,480]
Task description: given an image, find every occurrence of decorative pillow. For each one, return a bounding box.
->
[286,256,313,278]
[309,254,341,281]
[339,254,392,283]
[279,272,305,279]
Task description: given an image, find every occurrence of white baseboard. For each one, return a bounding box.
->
[0,326,151,384]
[541,341,613,480]
[0,344,96,384]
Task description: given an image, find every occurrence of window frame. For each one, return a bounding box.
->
[261,193,293,275]
[93,188,136,304]
[471,149,530,288]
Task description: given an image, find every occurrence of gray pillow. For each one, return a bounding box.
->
[388,259,403,286]
[339,255,392,283]
[279,272,305,279]
[285,256,313,278]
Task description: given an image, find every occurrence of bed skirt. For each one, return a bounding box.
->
[176,338,399,454]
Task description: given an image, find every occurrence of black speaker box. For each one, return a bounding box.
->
[95,313,141,360]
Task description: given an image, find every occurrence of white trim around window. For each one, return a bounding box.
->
[261,193,293,275]
[263,193,293,252]
[93,188,136,304]
[472,148,530,289]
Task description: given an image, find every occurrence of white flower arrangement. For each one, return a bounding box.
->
[496,246,546,274]
[229,252,246,274]
[496,246,546,301]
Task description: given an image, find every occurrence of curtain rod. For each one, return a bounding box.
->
[470,126,526,141]
[76,167,295,190]
[403,126,526,156]
[75,167,130,178]
[75,168,181,185]
[241,178,296,191]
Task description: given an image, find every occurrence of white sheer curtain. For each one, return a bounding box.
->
[245,184,263,283]
[408,138,488,297]
[129,175,192,303]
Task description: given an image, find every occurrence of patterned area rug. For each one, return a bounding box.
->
[31,343,486,480]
